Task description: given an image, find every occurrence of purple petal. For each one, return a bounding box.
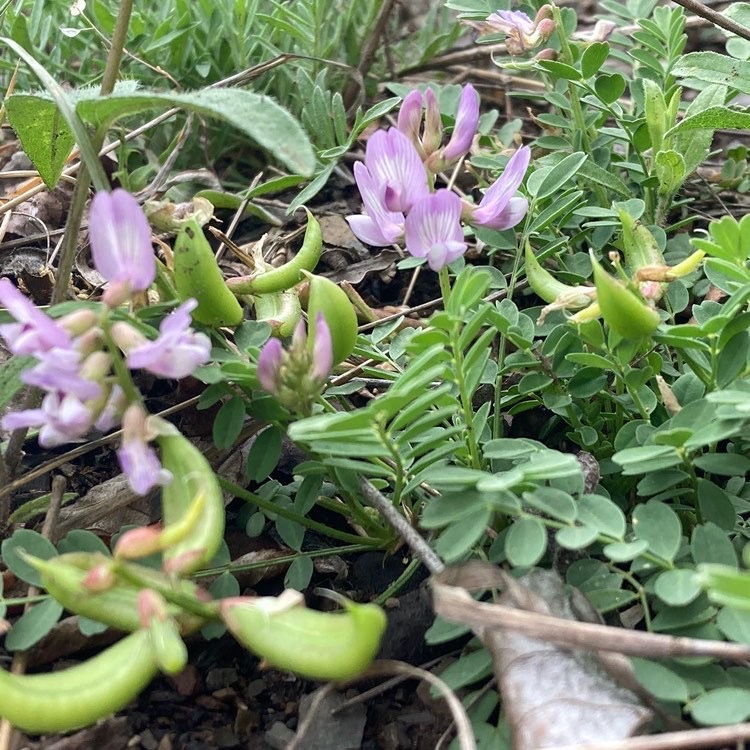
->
[397,90,424,144]
[117,406,172,495]
[256,337,283,394]
[365,128,429,213]
[471,146,531,227]
[126,300,211,378]
[348,161,405,246]
[311,313,333,382]
[405,190,467,272]
[22,348,102,401]
[423,88,443,153]
[0,278,71,356]
[89,189,156,291]
[487,10,535,34]
[442,85,480,162]
[476,196,530,231]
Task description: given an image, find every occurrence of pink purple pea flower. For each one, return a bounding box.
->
[347,161,406,246]
[119,299,211,379]
[88,189,156,306]
[465,146,531,231]
[256,314,333,413]
[405,190,467,272]
[431,84,480,169]
[478,7,555,56]
[117,404,172,495]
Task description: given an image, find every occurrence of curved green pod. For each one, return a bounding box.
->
[590,251,660,339]
[29,552,204,633]
[226,208,323,295]
[158,429,225,574]
[221,592,386,681]
[173,217,243,327]
[0,630,158,734]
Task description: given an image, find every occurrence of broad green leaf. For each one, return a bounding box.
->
[535,152,588,200]
[435,506,492,562]
[5,598,64,651]
[246,426,283,482]
[603,539,649,562]
[555,525,599,549]
[717,607,750,645]
[693,452,750,476]
[611,445,683,475]
[0,355,33,410]
[581,42,609,78]
[672,52,750,97]
[632,501,682,562]
[690,688,750,725]
[1,530,58,587]
[284,555,313,591]
[631,658,689,702]
[523,487,577,523]
[438,648,493,691]
[577,494,626,538]
[213,396,246,450]
[696,480,737,531]
[692,522,738,567]
[505,517,547,567]
[594,73,627,104]
[654,569,701,606]
[668,106,750,137]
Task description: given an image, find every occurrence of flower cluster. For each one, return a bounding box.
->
[257,313,332,415]
[470,6,556,56]
[0,189,211,495]
[347,84,531,272]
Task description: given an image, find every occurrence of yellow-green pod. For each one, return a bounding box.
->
[158,429,225,574]
[173,217,243,327]
[306,273,358,366]
[148,616,188,675]
[524,243,594,308]
[617,208,664,272]
[254,288,302,337]
[227,209,323,295]
[220,592,386,681]
[28,552,205,633]
[590,252,660,339]
[0,630,158,734]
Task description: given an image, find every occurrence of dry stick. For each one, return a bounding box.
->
[357,476,444,575]
[343,0,398,108]
[546,723,750,750]
[0,475,66,750]
[670,0,750,42]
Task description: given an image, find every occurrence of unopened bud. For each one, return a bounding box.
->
[82,563,116,592]
[110,321,148,354]
[60,308,99,337]
[114,525,165,559]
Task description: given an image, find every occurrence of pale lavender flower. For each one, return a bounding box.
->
[466,146,531,230]
[397,89,424,151]
[310,313,333,383]
[422,88,443,155]
[88,189,156,305]
[440,84,480,163]
[0,278,72,356]
[22,347,102,401]
[479,7,555,55]
[2,391,94,447]
[256,337,283,395]
[405,190,467,272]
[346,161,406,246]
[117,404,172,495]
[125,300,211,379]
[363,128,429,214]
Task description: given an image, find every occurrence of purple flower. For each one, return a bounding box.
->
[346,161,406,247]
[397,89,424,150]
[88,189,156,304]
[405,190,467,272]
[125,300,211,379]
[117,404,172,495]
[22,347,102,401]
[256,337,283,395]
[310,313,333,383]
[2,391,94,447]
[363,128,429,214]
[0,278,72,356]
[440,84,480,163]
[467,146,531,230]
[481,7,555,55]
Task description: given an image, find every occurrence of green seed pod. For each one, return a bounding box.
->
[305,273,358,366]
[590,251,660,339]
[173,217,243,327]
[253,288,302,337]
[226,208,323,295]
[616,208,664,272]
[220,590,386,681]
[157,428,225,574]
[0,630,158,733]
[524,243,595,307]
[28,552,206,633]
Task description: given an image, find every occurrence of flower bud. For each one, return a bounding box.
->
[114,525,165,559]
[59,308,99,337]
[110,321,148,354]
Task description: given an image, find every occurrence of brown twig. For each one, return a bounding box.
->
[670,0,750,42]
